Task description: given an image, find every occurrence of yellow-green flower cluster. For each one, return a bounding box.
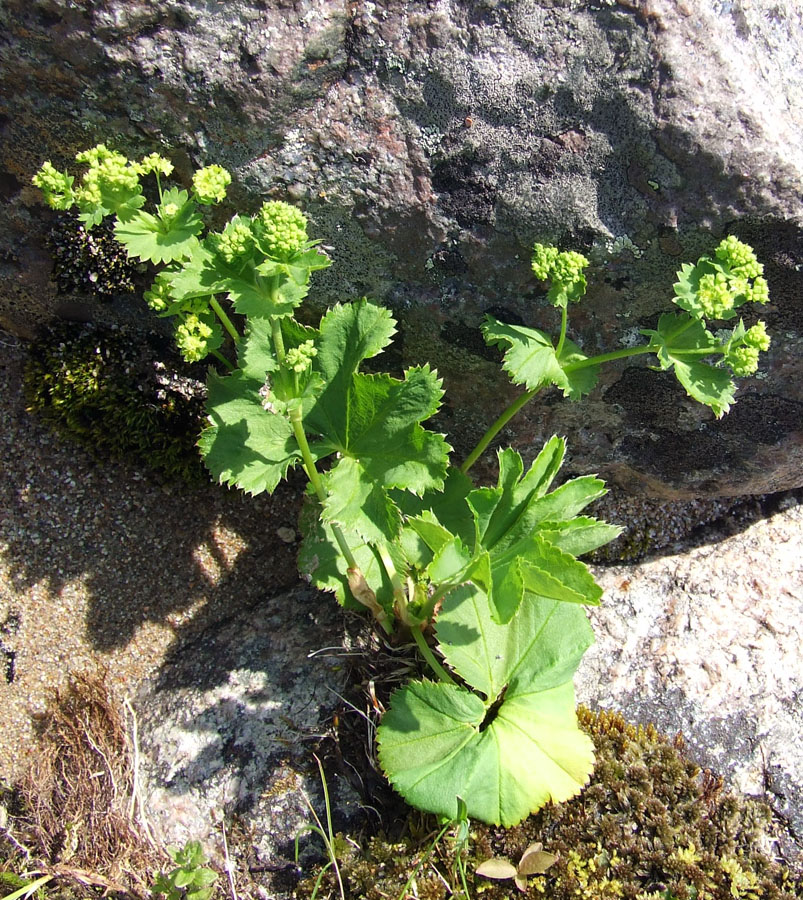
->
[175,315,215,362]
[192,164,231,205]
[697,271,734,318]
[144,274,173,313]
[285,339,318,373]
[715,235,763,279]
[214,219,254,264]
[257,200,308,257]
[531,244,560,281]
[531,243,589,303]
[32,162,75,209]
[136,152,174,177]
[725,322,771,376]
[74,145,141,215]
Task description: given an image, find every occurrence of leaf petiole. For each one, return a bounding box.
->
[209,296,241,344]
[411,625,456,685]
[461,386,540,474]
[209,348,235,371]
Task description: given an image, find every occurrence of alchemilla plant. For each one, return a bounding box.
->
[34,148,771,827]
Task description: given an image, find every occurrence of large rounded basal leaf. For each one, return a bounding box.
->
[377,586,595,825]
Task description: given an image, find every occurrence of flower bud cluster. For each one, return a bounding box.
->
[192,165,231,205]
[285,340,318,373]
[257,201,308,257]
[32,162,74,210]
[136,153,174,177]
[213,219,254,264]
[531,243,589,304]
[697,271,734,318]
[725,322,771,376]
[144,274,173,313]
[715,236,763,279]
[175,315,215,362]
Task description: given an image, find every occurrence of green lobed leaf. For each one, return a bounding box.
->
[199,370,300,495]
[306,301,450,499]
[321,455,403,544]
[392,466,475,547]
[114,190,202,264]
[378,586,594,825]
[164,242,227,301]
[643,312,736,417]
[461,444,609,622]
[229,271,308,319]
[482,317,600,400]
[297,496,402,614]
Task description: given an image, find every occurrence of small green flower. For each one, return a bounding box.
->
[144,274,173,313]
[257,200,308,258]
[192,164,231,204]
[531,244,560,281]
[744,321,770,351]
[725,344,760,376]
[214,218,254,264]
[551,250,589,289]
[32,162,75,210]
[697,271,735,318]
[176,315,215,362]
[285,339,318,373]
[715,235,763,279]
[136,152,174,177]
[744,274,769,305]
[531,244,588,305]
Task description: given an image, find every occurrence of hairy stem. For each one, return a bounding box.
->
[288,408,354,566]
[271,315,286,363]
[460,387,540,474]
[562,344,648,373]
[209,297,241,345]
[411,625,456,685]
[376,542,408,621]
[288,406,391,632]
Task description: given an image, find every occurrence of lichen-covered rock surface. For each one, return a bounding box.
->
[2,0,802,496]
[578,495,803,863]
[134,586,362,870]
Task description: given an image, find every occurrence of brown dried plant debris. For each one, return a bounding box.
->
[11,669,163,894]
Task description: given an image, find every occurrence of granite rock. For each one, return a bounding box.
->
[2,0,801,496]
[578,496,803,862]
[135,587,362,869]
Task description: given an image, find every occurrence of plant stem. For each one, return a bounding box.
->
[411,625,456,685]
[376,542,408,620]
[562,344,648,373]
[460,386,540,474]
[209,297,241,345]
[287,408,356,567]
[210,348,235,371]
[555,303,568,357]
[271,316,286,363]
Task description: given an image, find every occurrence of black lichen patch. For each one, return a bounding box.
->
[24,320,208,484]
[297,707,801,899]
[45,210,140,300]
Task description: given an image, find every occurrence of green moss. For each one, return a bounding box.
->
[23,321,208,484]
[297,708,801,899]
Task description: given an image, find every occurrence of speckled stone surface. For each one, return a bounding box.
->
[579,497,803,862]
[134,586,362,866]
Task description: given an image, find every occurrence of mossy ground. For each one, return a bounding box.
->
[23,320,208,485]
[297,708,801,900]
